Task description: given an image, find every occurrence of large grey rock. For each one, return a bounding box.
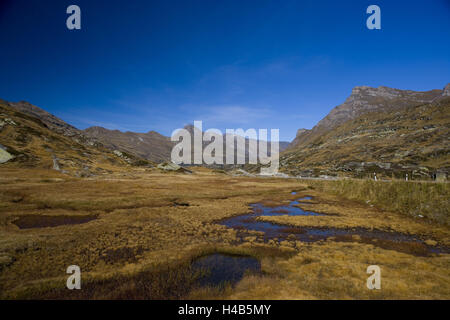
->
[0,148,14,164]
[157,162,192,173]
[52,154,61,171]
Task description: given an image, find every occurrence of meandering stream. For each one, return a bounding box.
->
[219,192,448,255]
[191,192,447,289]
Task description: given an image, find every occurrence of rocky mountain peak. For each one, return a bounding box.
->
[288,84,446,149]
[347,85,420,102]
[84,126,109,133]
[295,128,309,137]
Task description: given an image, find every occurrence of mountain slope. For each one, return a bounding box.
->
[3,100,80,136]
[83,126,174,163]
[281,86,450,179]
[0,101,151,175]
[287,85,447,150]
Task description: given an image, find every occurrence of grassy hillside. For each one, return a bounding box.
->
[281,97,450,179]
[0,101,151,176]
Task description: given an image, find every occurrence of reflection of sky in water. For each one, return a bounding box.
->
[219,194,448,254]
[192,253,261,287]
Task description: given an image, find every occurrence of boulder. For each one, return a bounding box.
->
[0,147,14,164]
[157,162,192,173]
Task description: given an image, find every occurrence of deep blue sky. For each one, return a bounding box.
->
[0,0,449,141]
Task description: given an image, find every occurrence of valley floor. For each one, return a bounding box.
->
[0,167,448,299]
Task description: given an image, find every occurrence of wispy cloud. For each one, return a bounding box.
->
[55,55,329,139]
[193,105,272,126]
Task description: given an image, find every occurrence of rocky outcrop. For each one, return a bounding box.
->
[157,162,192,173]
[287,128,310,149]
[0,147,14,164]
[441,83,450,97]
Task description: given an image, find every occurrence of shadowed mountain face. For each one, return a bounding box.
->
[282,84,450,179]
[83,126,174,163]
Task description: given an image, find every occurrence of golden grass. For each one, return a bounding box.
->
[307,179,450,225]
[224,241,450,300]
[0,168,449,299]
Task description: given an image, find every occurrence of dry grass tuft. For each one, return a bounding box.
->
[308,179,449,225]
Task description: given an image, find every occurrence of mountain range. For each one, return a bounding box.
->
[1,83,449,179]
